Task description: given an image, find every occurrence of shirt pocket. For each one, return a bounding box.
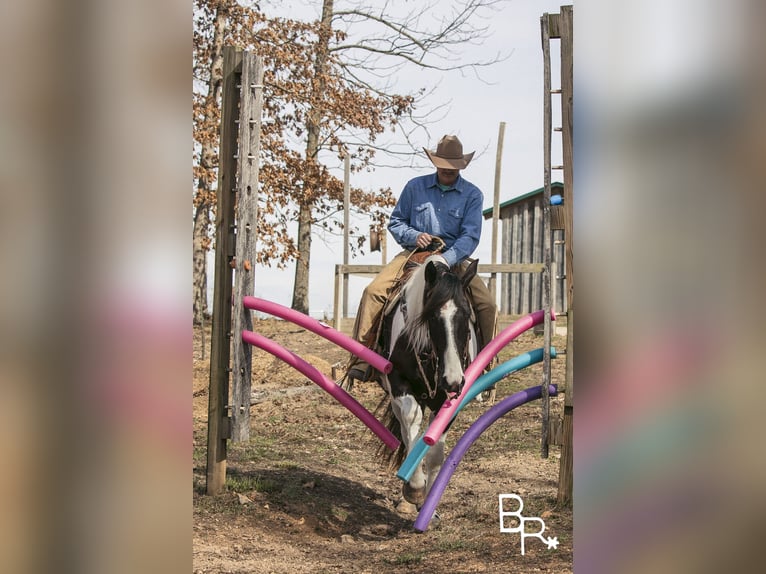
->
[414,203,432,231]
[444,207,463,236]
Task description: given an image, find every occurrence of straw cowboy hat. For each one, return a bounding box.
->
[424,135,475,170]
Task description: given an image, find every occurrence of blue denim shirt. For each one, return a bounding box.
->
[388,172,484,267]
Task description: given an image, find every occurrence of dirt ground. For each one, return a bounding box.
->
[193,318,572,573]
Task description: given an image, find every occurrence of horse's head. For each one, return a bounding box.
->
[420,257,478,398]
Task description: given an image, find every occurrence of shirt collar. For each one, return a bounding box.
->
[428,172,464,193]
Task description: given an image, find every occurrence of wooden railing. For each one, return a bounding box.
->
[333,262,545,331]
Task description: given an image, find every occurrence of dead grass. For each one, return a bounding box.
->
[193,319,572,573]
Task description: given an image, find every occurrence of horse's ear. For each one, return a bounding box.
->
[461,258,478,289]
[425,261,439,285]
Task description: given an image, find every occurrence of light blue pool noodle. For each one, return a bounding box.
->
[396,346,557,482]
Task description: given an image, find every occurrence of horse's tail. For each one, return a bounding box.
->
[374,394,407,469]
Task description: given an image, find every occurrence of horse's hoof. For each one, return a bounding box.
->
[402,483,426,506]
[396,499,418,514]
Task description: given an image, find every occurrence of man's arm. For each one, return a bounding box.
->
[388,184,421,250]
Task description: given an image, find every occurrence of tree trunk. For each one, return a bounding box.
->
[192,2,228,324]
[193,203,212,324]
[291,202,312,314]
[291,0,334,314]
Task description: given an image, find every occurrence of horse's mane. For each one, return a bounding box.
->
[400,254,467,355]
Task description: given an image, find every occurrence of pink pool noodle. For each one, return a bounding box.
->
[241,331,400,450]
[243,296,392,375]
[422,308,555,446]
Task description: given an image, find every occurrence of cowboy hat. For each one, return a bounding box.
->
[423,135,475,170]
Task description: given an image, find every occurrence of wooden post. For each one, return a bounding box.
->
[490,122,506,300]
[560,6,574,311]
[381,231,387,265]
[557,4,574,507]
[540,12,553,459]
[333,264,342,331]
[230,53,264,442]
[206,46,243,495]
[559,309,574,505]
[342,154,350,319]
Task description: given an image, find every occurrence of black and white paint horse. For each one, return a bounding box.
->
[377,254,478,507]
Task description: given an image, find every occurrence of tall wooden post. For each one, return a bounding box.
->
[381,231,387,265]
[490,122,506,301]
[541,6,574,507]
[557,4,574,507]
[342,154,350,319]
[206,46,242,495]
[230,53,264,442]
[540,15,553,459]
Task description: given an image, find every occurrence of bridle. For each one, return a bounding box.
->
[396,239,473,401]
[413,317,472,401]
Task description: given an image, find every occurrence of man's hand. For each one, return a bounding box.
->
[415,232,433,250]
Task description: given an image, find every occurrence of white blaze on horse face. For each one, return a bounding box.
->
[440,300,464,390]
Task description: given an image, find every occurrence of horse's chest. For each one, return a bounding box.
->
[388,347,444,405]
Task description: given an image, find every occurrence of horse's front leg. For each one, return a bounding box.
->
[424,429,447,496]
[391,394,427,506]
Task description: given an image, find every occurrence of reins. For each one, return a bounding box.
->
[415,327,472,401]
[400,288,440,400]
[415,350,439,400]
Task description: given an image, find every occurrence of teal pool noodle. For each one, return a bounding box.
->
[396,347,557,482]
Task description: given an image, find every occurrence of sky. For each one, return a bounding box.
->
[210,0,569,318]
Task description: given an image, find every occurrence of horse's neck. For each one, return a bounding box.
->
[387,304,407,359]
[468,321,478,363]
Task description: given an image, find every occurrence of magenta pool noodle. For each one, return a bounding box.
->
[243,296,392,375]
[423,309,555,446]
[413,384,558,532]
[396,347,556,482]
[241,330,400,450]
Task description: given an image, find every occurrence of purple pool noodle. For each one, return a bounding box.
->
[396,347,555,483]
[413,384,558,532]
[243,296,392,375]
[242,330,400,450]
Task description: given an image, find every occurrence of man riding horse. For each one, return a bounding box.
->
[347,134,497,383]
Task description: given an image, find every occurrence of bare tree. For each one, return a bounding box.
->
[288,0,507,313]
[192,0,508,317]
[192,0,229,325]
